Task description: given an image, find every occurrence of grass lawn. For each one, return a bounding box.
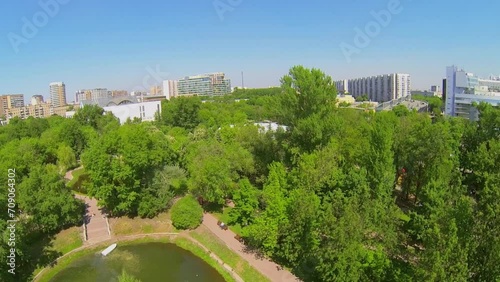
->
[109,211,174,236]
[50,226,84,255]
[212,207,244,236]
[31,226,84,279]
[191,226,270,282]
[66,167,89,194]
[35,243,103,282]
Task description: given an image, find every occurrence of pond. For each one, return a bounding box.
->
[49,242,226,282]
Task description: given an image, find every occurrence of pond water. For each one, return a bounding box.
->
[50,242,226,282]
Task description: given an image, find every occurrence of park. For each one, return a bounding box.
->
[0,66,499,281]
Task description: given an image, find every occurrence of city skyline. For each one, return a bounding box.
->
[1,1,500,101]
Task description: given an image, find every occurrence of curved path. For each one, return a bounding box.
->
[202,213,300,282]
[64,166,82,181]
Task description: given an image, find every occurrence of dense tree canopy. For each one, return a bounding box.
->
[159,96,202,130]
[0,116,87,281]
[82,123,175,216]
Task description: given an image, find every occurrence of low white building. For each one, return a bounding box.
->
[66,111,76,118]
[103,101,161,124]
[254,122,288,133]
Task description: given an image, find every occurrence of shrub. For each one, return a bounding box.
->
[171,196,203,230]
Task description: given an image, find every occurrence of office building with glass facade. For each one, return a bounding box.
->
[445,66,500,120]
[175,72,231,98]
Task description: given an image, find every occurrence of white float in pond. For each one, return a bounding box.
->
[101,243,117,256]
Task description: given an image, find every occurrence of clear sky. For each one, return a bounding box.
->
[1,0,499,102]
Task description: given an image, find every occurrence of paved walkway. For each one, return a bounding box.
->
[65,167,110,245]
[202,213,300,282]
[75,195,111,245]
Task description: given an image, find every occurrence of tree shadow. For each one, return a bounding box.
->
[241,242,266,260]
[203,202,224,213]
[21,234,62,282]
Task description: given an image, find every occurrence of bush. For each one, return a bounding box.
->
[171,196,203,230]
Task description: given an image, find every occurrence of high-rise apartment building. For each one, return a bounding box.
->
[0,94,25,117]
[76,90,91,103]
[8,94,24,108]
[150,85,163,96]
[442,78,447,102]
[31,95,44,105]
[91,88,109,101]
[50,82,66,107]
[176,73,231,98]
[163,80,179,100]
[335,73,411,102]
[76,88,110,103]
[335,80,349,94]
[445,66,500,120]
[111,90,129,97]
[0,97,6,117]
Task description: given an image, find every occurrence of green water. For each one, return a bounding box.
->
[49,242,226,282]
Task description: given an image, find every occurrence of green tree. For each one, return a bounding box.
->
[276,187,320,270]
[186,137,254,204]
[138,166,186,218]
[277,65,338,153]
[160,97,202,130]
[56,144,77,173]
[18,165,83,233]
[229,179,260,226]
[82,123,174,216]
[468,139,500,281]
[74,104,105,129]
[355,94,369,102]
[312,190,365,281]
[171,196,203,230]
[278,65,337,126]
[244,163,289,256]
[392,104,410,117]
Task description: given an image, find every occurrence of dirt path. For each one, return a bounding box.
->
[75,195,111,245]
[202,213,300,282]
[64,166,82,181]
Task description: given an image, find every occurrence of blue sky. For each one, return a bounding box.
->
[1,0,499,102]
